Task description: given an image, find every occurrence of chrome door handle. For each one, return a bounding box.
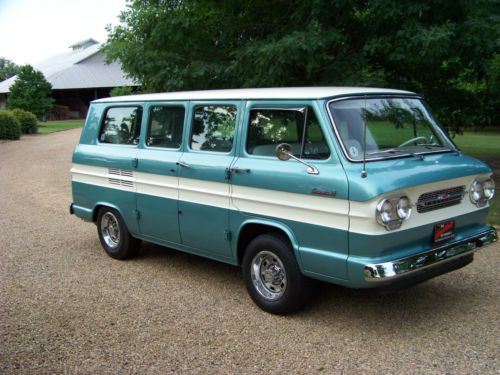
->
[176,161,190,168]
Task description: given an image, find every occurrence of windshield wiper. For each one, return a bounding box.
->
[417,143,459,154]
[367,148,425,160]
[417,143,450,149]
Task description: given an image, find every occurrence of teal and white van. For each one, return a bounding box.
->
[70,87,497,314]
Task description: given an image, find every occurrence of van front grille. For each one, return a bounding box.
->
[416,186,466,213]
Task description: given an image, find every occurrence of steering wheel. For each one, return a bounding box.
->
[398,136,427,148]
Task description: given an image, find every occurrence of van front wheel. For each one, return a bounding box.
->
[242,234,310,314]
[96,207,140,260]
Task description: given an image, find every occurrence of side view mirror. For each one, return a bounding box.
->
[276,143,292,161]
[275,143,319,175]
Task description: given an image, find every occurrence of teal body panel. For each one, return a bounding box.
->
[179,200,233,258]
[229,210,350,280]
[342,151,491,202]
[71,96,495,290]
[72,181,138,234]
[73,143,139,169]
[349,208,490,259]
[71,203,93,221]
[229,99,350,279]
[137,193,180,243]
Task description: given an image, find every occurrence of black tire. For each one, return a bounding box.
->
[242,233,311,315]
[96,207,140,260]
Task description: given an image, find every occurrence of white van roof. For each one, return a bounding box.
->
[93,87,416,103]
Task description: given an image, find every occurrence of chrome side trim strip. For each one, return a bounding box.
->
[364,228,497,282]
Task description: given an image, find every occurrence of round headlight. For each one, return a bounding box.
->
[396,196,412,220]
[470,180,484,204]
[483,178,495,200]
[376,199,394,225]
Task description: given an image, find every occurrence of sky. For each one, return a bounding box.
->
[0,0,128,65]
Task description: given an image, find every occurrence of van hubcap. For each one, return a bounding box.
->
[101,212,120,249]
[251,251,287,300]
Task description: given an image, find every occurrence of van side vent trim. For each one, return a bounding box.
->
[120,180,134,188]
[108,168,134,188]
[120,170,134,178]
[416,185,465,213]
[109,178,121,186]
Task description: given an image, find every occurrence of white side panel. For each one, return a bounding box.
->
[135,172,178,200]
[72,163,490,236]
[178,177,230,209]
[231,185,349,231]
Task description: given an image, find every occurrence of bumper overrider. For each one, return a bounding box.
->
[364,228,497,282]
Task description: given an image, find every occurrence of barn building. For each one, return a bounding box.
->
[0,39,137,119]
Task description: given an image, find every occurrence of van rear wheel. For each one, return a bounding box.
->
[96,207,140,260]
[242,234,310,315]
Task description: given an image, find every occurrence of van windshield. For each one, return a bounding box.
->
[328,97,454,161]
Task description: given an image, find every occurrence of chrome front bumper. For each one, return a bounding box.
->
[364,228,497,282]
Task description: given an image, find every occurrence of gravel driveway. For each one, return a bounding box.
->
[0,129,498,374]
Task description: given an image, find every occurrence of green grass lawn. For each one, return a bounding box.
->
[37,119,84,133]
[452,131,500,159]
[453,131,500,226]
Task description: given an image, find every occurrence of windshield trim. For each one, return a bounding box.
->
[325,95,456,163]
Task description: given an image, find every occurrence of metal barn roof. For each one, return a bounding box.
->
[0,40,136,93]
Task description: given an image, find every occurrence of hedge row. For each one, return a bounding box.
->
[0,109,38,140]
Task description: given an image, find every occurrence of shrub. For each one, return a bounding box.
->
[12,108,38,134]
[0,110,21,140]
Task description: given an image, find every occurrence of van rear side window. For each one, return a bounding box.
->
[146,106,185,148]
[99,107,143,145]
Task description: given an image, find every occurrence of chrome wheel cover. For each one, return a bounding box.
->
[100,212,120,249]
[250,251,287,300]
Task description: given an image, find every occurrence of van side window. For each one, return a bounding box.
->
[190,105,237,153]
[146,106,185,148]
[247,108,330,159]
[99,107,142,145]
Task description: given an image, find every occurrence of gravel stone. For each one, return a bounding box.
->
[0,129,498,374]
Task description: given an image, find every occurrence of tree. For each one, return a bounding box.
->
[0,58,19,82]
[110,86,134,96]
[104,0,500,129]
[6,65,54,119]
